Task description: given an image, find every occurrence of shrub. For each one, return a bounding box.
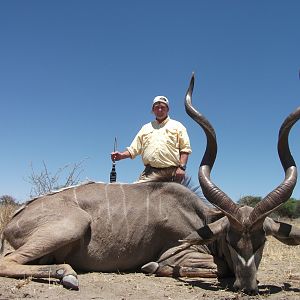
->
[274,198,300,219]
[0,195,19,233]
[26,160,86,198]
[238,195,300,219]
[0,195,18,206]
[238,196,262,207]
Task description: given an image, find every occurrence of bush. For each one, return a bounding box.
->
[26,160,86,198]
[274,198,300,219]
[238,196,262,207]
[296,201,300,216]
[238,195,300,219]
[0,195,19,233]
[0,195,18,206]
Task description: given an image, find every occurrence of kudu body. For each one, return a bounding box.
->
[0,75,299,295]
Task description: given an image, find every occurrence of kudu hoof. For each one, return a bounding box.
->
[141,262,159,274]
[61,274,79,290]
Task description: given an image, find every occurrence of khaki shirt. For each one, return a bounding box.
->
[127,117,192,168]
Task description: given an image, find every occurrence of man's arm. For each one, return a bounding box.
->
[174,152,190,182]
[111,150,132,162]
[110,127,143,162]
[179,152,189,167]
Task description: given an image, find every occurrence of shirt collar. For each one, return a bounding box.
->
[153,116,170,127]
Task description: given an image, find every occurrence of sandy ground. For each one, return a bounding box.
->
[0,233,299,300]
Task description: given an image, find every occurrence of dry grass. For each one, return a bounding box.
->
[263,218,300,259]
[0,203,18,234]
[258,218,300,290]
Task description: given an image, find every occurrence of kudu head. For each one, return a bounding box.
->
[184,73,299,294]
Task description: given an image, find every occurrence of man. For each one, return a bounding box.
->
[111,96,192,182]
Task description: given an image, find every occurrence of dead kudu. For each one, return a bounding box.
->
[1,75,300,295]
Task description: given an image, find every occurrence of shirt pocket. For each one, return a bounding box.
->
[141,130,154,147]
[165,129,179,147]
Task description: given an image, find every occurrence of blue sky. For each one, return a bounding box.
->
[0,1,299,203]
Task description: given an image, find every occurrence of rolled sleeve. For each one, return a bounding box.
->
[179,127,192,154]
[127,132,142,159]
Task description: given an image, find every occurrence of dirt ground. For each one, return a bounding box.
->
[0,232,299,300]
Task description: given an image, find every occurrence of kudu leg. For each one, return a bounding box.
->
[156,264,218,278]
[142,244,229,278]
[0,259,78,288]
[0,208,91,289]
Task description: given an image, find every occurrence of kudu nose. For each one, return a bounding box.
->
[233,279,259,295]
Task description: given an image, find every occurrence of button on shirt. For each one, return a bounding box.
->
[127,117,192,168]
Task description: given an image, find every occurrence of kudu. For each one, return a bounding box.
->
[179,73,300,293]
[0,74,299,295]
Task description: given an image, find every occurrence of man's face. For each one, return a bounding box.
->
[152,102,169,121]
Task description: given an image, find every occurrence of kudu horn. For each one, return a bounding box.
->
[185,73,300,231]
[184,73,242,229]
[248,107,300,228]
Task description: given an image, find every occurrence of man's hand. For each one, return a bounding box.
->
[174,167,185,183]
[111,151,131,162]
[111,151,122,162]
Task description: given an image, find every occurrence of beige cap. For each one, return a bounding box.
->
[152,96,169,107]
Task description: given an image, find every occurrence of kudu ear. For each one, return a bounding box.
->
[264,217,300,246]
[180,217,229,245]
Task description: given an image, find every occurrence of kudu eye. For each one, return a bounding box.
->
[251,236,267,254]
[225,234,266,259]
